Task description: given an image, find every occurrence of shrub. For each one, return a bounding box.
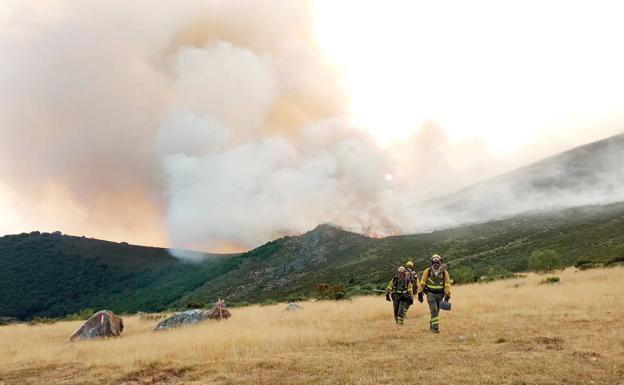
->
[186,301,204,309]
[315,283,347,300]
[529,249,561,273]
[574,258,603,270]
[259,299,278,306]
[453,266,475,284]
[540,276,560,284]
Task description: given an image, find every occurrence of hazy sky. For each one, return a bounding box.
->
[1,0,623,252]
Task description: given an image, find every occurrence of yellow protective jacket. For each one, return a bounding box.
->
[417,268,451,296]
[385,277,413,296]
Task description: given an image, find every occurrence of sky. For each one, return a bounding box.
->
[1,0,623,252]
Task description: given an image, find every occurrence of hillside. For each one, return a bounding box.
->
[1,267,622,385]
[182,201,624,305]
[2,201,624,320]
[0,232,240,319]
[411,132,624,230]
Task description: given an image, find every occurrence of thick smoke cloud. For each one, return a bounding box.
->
[0,0,401,251]
[1,1,623,254]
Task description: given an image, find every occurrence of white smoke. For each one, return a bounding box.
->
[1,0,623,255]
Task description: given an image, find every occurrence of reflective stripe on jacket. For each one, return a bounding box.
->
[386,277,413,296]
[417,268,451,296]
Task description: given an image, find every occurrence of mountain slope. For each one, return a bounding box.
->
[0,232,239,319]
[182,201,624,304]
[411,133,624,230]
[2,201,623,320]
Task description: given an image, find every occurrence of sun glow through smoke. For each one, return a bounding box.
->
[314,0,624,151]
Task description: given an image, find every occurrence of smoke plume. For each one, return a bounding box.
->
[1,0,623,254]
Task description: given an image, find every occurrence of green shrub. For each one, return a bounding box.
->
[606,254,624,266]
[452,266,475,284]
[540,276,560,284]
[574,258,603,270]
[529,249,561,273]
[259,299,278,306]
[186,301,204,309]
[29,317,56,325]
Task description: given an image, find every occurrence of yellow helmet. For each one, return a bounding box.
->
[431,254,442,263]
[406,260,414,268]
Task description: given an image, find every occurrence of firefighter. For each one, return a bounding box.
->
[385,266,414,325]
[405,260,419,288]
[404,260,418,313]
[417,254,451,333]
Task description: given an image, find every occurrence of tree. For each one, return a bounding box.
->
[452,266,475,284]
[528,249,561,273]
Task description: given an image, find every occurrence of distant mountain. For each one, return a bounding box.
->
[410,133,624,230]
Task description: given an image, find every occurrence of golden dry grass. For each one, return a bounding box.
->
[1,267,623,385]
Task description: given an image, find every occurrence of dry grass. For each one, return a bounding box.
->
[1,267,623,385]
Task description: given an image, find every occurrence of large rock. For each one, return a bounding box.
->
[154,300,231,331]
[70,310,124,341]
[154,309,209,331]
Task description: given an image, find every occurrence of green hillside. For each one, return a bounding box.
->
[182,202,624,304]
[1,202,623,320]
[0,233,241,319]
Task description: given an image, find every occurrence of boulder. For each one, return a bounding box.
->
[154,309,208,331]
[285,302,302,311]
[205,299,231,320]
[155,299,231,331]
[0,316,21,326]
[70,310,124,341]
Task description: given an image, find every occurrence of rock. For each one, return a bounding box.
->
[154,309,208,331]
[0,316,21,326]
[155,299,231,331]
[458,335,470,343]
[205,299,231,320]
[70,310,124,341]
[285,302,302,311]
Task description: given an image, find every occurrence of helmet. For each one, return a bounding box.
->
[406,261,414,268]
[431,254,442,263]
[397,266,406,273]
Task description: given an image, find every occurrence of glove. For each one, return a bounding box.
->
[443,294,451,302]
[417,292,424,303]
[385,293,391,302]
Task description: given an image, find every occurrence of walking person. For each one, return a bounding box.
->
[385,266,414,325]
[417,254,451,333]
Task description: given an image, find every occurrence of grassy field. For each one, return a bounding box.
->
[1,267,623,385]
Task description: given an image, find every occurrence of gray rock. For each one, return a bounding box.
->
[458,335,470,342]
[155,300,231,331]
[285,302,302,311]
[154,309,207,331]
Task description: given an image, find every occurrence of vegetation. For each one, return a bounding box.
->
[540,276,561,284]
[528,249,561,272]
[315,283,347,300]
[2,202,624,320]
[452,266,476,284]
[1,267,622,385]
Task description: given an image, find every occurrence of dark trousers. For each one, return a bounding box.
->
[391,293,412,325]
